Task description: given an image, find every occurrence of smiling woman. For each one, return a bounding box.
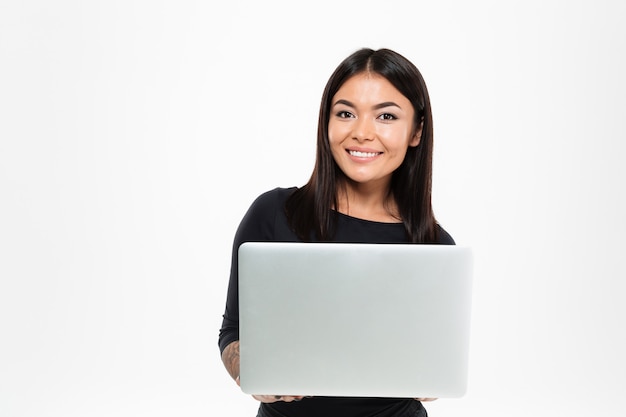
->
[218,48,454,417]
[284,48,438,244]
[328,72,422,221]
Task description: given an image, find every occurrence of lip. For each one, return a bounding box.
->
[346,147,383,161]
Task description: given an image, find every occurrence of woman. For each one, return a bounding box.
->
[219,47,455,417]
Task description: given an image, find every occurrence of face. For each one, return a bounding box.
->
[328,72,421,191]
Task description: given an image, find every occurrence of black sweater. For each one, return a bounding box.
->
[219,187,454,417]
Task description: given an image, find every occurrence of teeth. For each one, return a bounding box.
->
[349,150,380,158]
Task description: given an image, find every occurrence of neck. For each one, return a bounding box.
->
[335,181,400,223]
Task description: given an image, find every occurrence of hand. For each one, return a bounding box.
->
[236,376,306,403]
[251,395,306,403]
[415,398,438,402]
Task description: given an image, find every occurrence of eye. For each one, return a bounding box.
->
[378,113,397,121]
[336,110,355,119]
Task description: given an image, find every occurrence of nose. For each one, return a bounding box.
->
[352,117,375,142]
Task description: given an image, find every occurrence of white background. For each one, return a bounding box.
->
[1,1,625,416]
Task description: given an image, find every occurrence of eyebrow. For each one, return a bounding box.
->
[332,99,403,110]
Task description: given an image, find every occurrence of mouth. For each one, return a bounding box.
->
[348,150,382,158]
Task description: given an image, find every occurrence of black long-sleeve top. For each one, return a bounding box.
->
[219,187,455,417]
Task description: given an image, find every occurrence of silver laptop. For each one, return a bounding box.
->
[238,242,473,398]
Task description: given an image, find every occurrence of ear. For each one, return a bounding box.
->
[409,121,423,147]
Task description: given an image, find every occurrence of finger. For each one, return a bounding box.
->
[281,396,304,402]
[415,397,438,402]
[251,394,307,403]
[252,395,280,403]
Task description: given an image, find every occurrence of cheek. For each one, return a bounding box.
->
[328,120,354,143]
[383,138,413,163]
[327,122,340,145]
[379,129,410,150]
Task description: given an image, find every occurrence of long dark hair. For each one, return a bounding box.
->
[285,48,438,243]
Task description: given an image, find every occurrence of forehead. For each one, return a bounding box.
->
[334,72,410,106]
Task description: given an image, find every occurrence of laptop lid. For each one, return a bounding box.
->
[238,242,473,398]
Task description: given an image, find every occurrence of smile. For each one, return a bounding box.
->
[348,150,382,158]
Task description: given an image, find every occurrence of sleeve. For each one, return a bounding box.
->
[217,189,282,354]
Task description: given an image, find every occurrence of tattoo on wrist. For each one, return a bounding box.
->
[222,341,240,381]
